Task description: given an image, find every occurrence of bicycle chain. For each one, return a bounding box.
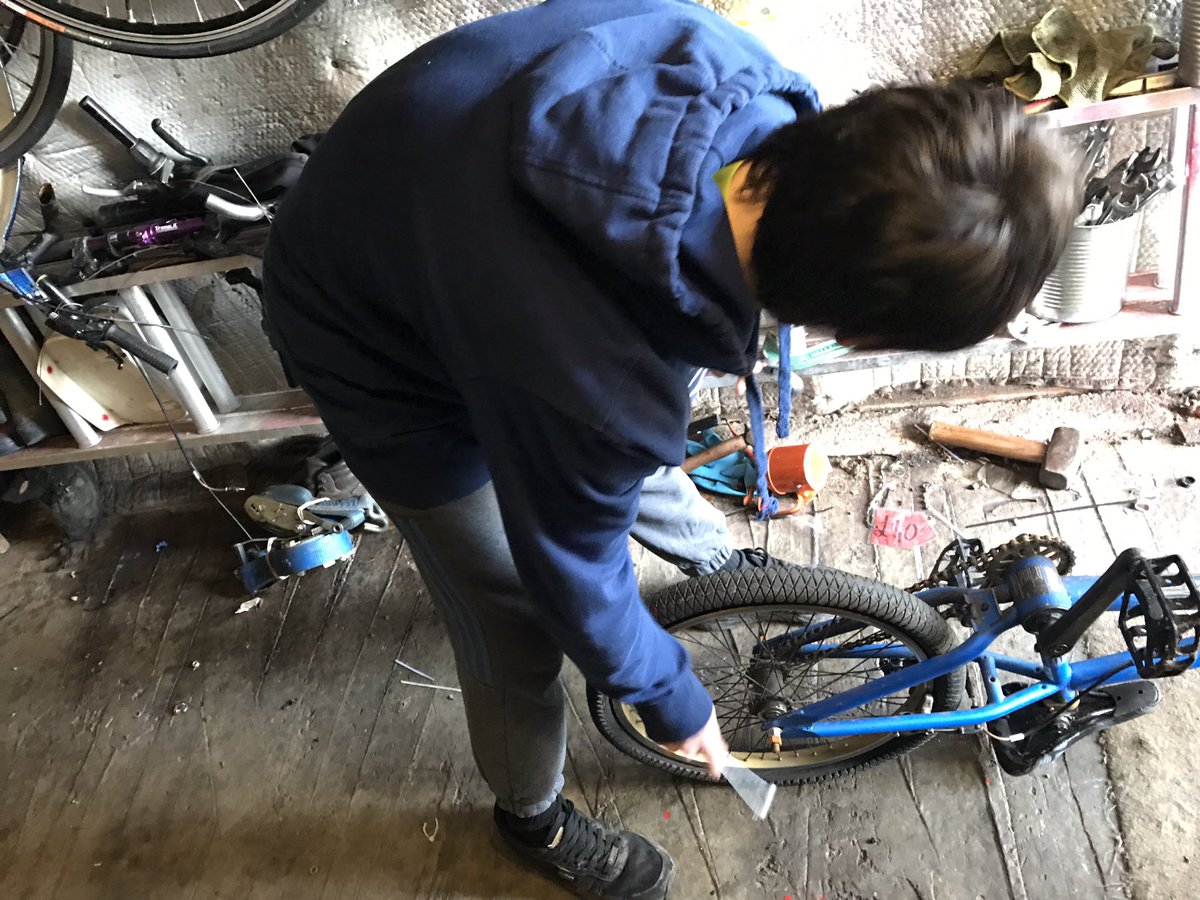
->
[906,533,1076,594]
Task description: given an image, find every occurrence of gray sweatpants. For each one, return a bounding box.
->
[381,466,730,816]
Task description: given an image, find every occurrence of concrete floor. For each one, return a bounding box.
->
[2,424,1198,899]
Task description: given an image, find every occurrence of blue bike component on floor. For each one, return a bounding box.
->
[236,528,355,593]
[764,547,1199,742]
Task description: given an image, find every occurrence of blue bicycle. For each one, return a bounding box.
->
[590,534,1200,782]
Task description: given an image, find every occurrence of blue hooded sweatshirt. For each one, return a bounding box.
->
[262,0,819,742]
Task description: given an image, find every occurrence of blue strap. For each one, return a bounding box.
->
[743,373,779,519]
[236,529,355,593]
[776,324,792,439]
[305,498,367,531]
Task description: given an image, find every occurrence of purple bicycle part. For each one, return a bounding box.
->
[84,216,208,255]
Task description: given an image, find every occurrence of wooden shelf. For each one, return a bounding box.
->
[0,390,324,472]
[1032,84,1200,128]
[0,255,262,310]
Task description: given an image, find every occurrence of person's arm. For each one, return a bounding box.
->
[467,382,714,745]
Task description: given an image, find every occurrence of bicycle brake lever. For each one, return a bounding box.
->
[151,118,211,167]
[39,296,131,369]
[81,185,129,198]
[84,338,127,368]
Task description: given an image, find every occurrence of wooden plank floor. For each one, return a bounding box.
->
[2,440,1198,899]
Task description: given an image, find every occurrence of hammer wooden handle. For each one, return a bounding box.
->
[928,422,1045,464]
[682,435,747,473]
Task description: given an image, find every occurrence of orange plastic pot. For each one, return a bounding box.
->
[765,443,830,503]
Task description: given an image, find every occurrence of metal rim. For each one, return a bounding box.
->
[0,14,17,131]
[5,0,301,47]
[0,11,71,165]
[0,25,20,245]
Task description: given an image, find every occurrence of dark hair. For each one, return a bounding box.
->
[745,81,1079,350]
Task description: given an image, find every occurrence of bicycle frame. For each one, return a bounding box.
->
[765,555,1200,740]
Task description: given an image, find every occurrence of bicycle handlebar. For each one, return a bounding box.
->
[36,277,179,375]
[79,96,172,179]
[204,194,268,221]
[79,95,137,150]
[103,324,179,375]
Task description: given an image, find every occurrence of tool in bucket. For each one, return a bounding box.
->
[1078,121,1113,183]
[1078,145,1174,225]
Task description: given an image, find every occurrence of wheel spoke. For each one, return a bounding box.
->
[2,69,35,93]
[655,602,940,763]
[0,54,20,112]
[785,621,870,690]
[788,641,901,710]
[675,630,737,662]
[720,694,760,743]
[713,623,741,662]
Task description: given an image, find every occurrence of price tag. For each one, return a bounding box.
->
[870,509,936,549]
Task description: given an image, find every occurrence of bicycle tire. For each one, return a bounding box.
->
[1,0,326,58]
[0,17,71,167]
[589,566,966,785]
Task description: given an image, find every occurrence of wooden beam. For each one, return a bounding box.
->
[0,255,262,309]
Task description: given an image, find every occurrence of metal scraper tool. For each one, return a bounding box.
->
[723,758,776,820]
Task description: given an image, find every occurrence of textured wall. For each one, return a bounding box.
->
[691,334,1190,418]
[21,0,1184,221]
[13,1,1191,400]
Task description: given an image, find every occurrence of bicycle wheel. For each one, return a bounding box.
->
[0,11,72,168]
[0,0,326,58]
[589,566,966,784]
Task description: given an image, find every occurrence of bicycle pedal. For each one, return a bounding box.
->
[992,680,1160,776]
[1118,555,1199,678]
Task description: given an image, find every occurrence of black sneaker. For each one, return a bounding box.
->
[494,797,674,899]
[719,547,782,571]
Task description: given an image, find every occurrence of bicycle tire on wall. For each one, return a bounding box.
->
[589,566,966,785]
[0,0,326,58]
[0,18,71,168]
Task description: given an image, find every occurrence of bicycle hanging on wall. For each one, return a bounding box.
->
[0,0,329,168]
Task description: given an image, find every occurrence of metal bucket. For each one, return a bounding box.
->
[1029,215,1140,323]
[1181,0,1200,86]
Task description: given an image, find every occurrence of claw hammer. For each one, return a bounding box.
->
[928,422,1082,490]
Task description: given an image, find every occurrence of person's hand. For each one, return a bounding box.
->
[707,361,764,398]
[663,708,728,778]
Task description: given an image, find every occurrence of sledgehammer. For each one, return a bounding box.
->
[927,422,1082,490]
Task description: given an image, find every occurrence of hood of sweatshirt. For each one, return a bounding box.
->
[508,8,819,375]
